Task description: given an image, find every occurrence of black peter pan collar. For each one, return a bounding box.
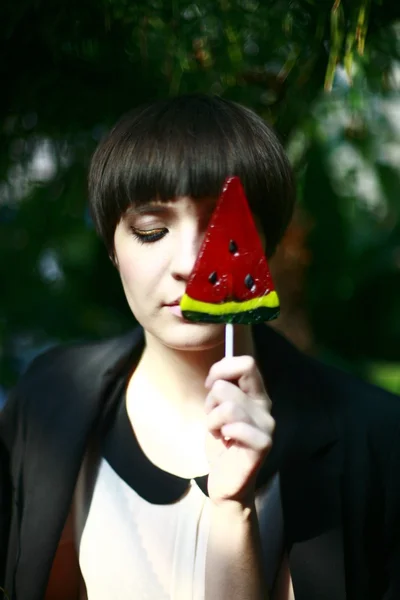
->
[102,384,209,503]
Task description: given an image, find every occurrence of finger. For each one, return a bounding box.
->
[207,401,252,436]
[205,356,266,398]
[205,380,275,437]
[220,422,273,453]
[204,379,246,414]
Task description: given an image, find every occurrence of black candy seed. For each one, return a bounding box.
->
[208,271,218,284]
[229,240,238,253]
[244,274,255,290]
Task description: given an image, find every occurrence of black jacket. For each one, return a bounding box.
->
[1,324,400,600]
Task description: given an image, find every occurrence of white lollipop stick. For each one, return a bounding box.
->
[223,323,234,443]
[225,323,234,358]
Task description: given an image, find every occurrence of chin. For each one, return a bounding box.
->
[144,318,225,352]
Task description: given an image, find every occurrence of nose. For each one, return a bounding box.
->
[170,228,202,282]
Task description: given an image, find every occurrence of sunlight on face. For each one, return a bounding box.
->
[113,196,227,351]
[113,195,267,352]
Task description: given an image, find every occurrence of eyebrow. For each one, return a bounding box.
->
[124,196,218,219]
[125,203,172,216]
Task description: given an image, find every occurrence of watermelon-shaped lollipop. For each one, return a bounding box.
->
[180,176,280,328]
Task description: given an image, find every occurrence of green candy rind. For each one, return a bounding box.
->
[181,306,280,325]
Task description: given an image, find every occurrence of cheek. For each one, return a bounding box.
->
[114,226,170,300]
[117,247,167,298]
[118,254,149,294]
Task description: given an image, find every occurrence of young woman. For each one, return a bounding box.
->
[1,94,399,600]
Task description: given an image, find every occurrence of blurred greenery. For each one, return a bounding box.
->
[1,0,400,392]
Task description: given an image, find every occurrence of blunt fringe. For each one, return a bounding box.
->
[88,94,296,258]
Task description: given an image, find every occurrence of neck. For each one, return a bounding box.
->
[132,325,256,412]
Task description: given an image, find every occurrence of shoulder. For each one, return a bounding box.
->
[262,323,400,420]
[18,327,142,391]
[312,355,400,422]
[0,327,143,447]
[306,352,400,467]
[263,324,400,449]
[272,322,400,421]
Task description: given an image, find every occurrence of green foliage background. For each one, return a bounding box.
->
[1,0,400,393]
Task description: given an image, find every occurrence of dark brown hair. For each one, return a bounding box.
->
[88,93,295,259]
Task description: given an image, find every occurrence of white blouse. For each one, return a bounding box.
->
[73,387,284,599]
[75,455,210,600]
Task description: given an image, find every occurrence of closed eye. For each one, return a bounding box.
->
[130,227,168,244]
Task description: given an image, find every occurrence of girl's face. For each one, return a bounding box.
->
[113,196,226,351]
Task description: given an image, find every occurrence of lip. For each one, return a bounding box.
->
[165,297,183,307]
[168,304,183,317]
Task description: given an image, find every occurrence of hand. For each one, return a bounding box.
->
[204,356,274,507]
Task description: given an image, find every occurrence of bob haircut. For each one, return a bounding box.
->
[88,94,295,259]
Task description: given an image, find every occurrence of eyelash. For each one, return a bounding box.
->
[130,227,168,244]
